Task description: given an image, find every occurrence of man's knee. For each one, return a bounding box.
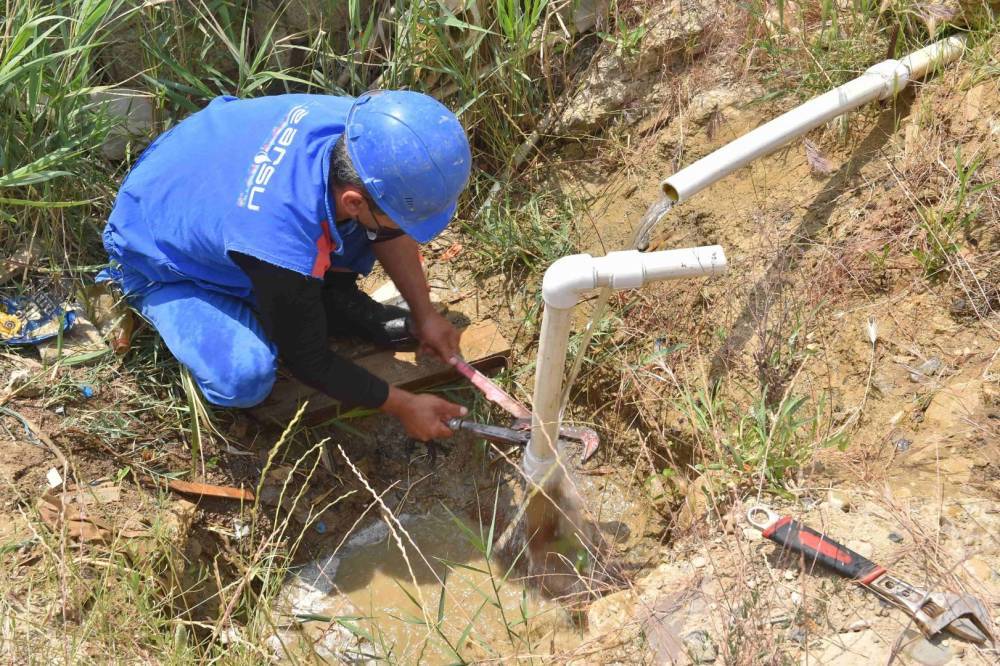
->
[132,282,276,409]
[197,345,276,408]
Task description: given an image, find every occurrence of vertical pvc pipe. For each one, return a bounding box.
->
[526,304,574,479]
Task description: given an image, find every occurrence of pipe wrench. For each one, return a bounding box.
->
[449,356,600,463]
[747,505,995,646]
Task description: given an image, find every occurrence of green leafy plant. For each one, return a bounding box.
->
[597,13,647,58]
[912,146,996,281]
[677,383,842,494]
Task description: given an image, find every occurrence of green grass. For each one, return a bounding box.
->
[675,381,844,495]
[462,187,581,280]
[912,145,998,281]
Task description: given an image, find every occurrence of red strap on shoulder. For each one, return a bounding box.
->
[311,220,338,277]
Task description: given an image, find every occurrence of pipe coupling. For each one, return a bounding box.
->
[595,251,646,290]
[522,446,561,486]
[865,59,910,100]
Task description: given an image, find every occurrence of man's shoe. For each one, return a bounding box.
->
[323,273,419,347]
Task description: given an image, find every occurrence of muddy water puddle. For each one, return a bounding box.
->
[285,509,583,663]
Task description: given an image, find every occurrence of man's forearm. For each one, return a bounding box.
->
[372,235,435,319]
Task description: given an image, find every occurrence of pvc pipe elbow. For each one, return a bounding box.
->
[541,247,729,309]
[542,254,596,309]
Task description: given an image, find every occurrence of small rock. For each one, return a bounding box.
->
[901,630,953,666]
[682,630,717,664]
[828,489,851,512]
[90,89,155,161]
[4,368,40,397]
[888,532,904,544]
[923,379,985,430]
[791,591,802,605]
[846,619,871,632]
[645,474,669,506]
[783,570,796,581]
[909,357,942,382]
[588,589,637,636]
[691,556,708,569]
[894,438,912,453]
[219,627,243,645]
[265,634,287,659]
[742,527,762,541]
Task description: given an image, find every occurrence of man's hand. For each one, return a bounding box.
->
[412,310,461,364]
[381,386,467,441]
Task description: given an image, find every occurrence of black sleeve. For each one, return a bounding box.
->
[230,252,389,409]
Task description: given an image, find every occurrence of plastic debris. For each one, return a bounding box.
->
[46,467,63,488]
[79,384,95,399]
[439,242,463,261]
[0,292,75,346]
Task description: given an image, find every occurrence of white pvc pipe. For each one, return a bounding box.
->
[524,36,965,483]
[527,246,727,478]
[661,35,965,203]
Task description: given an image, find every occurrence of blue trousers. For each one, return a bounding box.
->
[132,277,278,407]
[100,220,377,408]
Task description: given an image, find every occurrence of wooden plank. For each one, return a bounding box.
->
[167,479,255,502]
[250,319,512,425]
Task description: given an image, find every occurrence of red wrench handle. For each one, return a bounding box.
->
[763,517,886,584]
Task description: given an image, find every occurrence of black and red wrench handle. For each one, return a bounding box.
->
[747,505,886,585]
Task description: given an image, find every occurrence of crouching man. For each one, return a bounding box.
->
[99,90,472,441]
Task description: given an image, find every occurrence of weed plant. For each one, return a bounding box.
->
[913,146,997,281]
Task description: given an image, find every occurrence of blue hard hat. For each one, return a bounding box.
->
[345,90,472,243]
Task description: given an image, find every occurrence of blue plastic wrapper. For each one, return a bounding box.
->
[0,293,76,346]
